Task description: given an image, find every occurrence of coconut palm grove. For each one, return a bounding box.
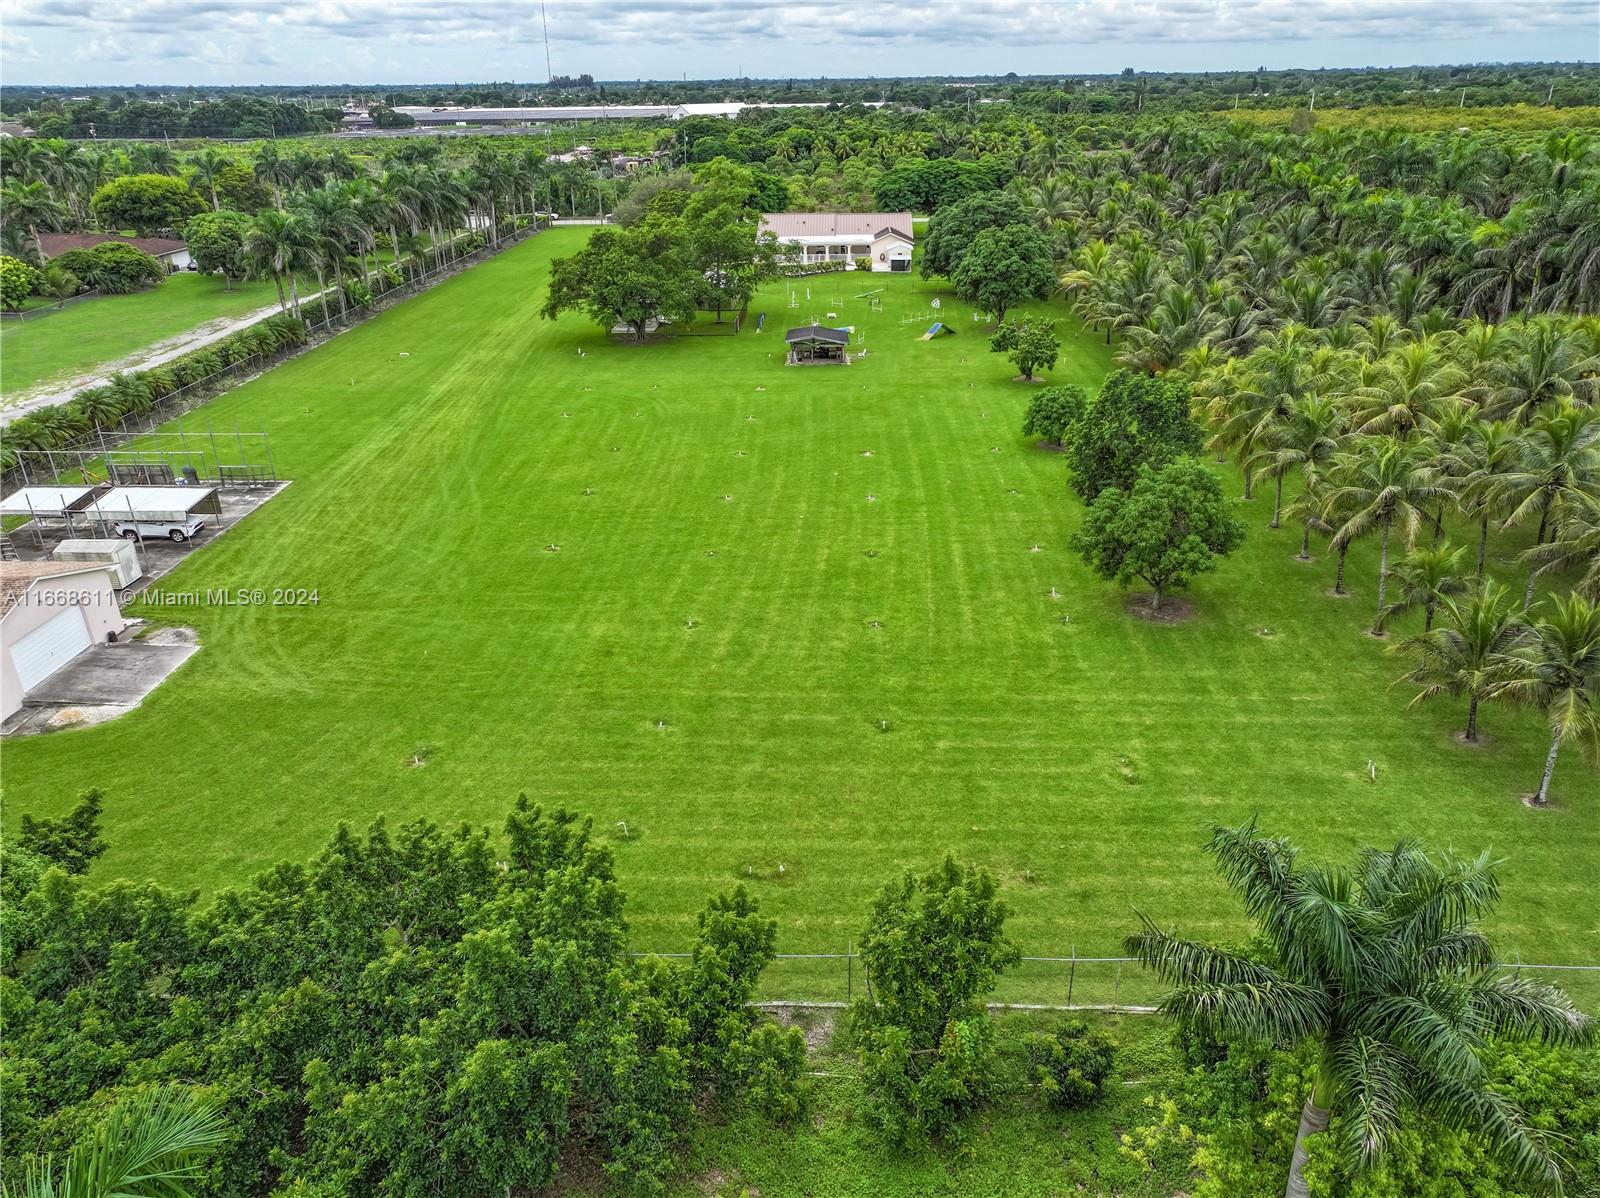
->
[1,30,1598,1198]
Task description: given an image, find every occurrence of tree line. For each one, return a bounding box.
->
[5,795,1594,1196]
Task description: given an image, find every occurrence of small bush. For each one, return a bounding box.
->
[1030,1020,1116,1109]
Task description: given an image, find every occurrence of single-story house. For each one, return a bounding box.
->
[785,324,851,365]
[0,122,36,139]
[1,560,126,721]
[760,213,914,272]
[36,232,194,272]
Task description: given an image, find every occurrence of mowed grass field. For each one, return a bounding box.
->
[3,228,1596,1005]
[0,272,283,398]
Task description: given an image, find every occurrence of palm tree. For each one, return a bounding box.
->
[1328,438,1446,633]
[253,144,292,210]
[243,210,312,318]
[1458,419,1527,576]
[1521,491,1600,600]
[1349,339,1467,440]
[295,184,364,320]
[1484,319,1600,423]
[188,147,231,211]
[1399,581,1527,742]
[1,179,66,258]
[14,1086,227,1198]
[128,142,179,175]
[1127,820,1592,1198]
[1247,395,1347,535]
[1488,592,1600,806]
[1487,401,1600,553]
[1377,543,1469,633]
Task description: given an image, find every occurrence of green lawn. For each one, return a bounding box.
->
[3,229,1596,1011]
[0,272,284,397]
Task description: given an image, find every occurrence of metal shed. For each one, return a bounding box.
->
[784,325,852,366]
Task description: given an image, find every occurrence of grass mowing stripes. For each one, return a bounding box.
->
[2,228,1595,1010]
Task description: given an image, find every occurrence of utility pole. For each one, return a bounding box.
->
[1309,88,1316,112]
[541,0,553,84]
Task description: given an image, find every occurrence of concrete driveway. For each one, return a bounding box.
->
[2,629,198,736]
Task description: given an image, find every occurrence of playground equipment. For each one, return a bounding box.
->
[920,322,956,340]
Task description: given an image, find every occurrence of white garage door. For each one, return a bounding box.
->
[10,606,92,691]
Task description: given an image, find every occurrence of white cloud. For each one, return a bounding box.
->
[4,0,1595,84]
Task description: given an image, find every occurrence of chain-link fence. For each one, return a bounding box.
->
[631,949,1600,1014]
[2,223,543,496]
[0,289,104,322]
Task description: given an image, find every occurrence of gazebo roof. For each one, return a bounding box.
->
[784,324,850,346]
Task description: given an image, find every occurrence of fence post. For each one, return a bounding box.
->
[1067,945,1076,1009]
[846,938,853,1005]
[1114,960,1122,1011]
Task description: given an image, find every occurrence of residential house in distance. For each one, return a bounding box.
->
[760,213,914,272]
[36,233,195,271]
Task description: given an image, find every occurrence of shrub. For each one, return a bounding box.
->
[854,256,873,272]
[1030,1020,1116,1109]
[0,254,41,309]
[56,242,165,294]
[142,368,177,400]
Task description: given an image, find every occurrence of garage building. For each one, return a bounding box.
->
[1,561,126,721]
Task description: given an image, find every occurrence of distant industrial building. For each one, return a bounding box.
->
[394,104,686,125]
[390,100,890,126]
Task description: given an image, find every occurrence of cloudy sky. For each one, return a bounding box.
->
[2,0,1595,87]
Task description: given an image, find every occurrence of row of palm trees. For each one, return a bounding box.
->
[1038,132,1596,359]
[1401,585,1600,804]
[1197,320,1599,608]
[1184,319,1599,801]
[0,136,618,263]
[1016,128,1600,803]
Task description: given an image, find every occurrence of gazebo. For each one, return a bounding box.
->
[784,324,851,366]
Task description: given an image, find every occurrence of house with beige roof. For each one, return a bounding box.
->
[760,212,914,272]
